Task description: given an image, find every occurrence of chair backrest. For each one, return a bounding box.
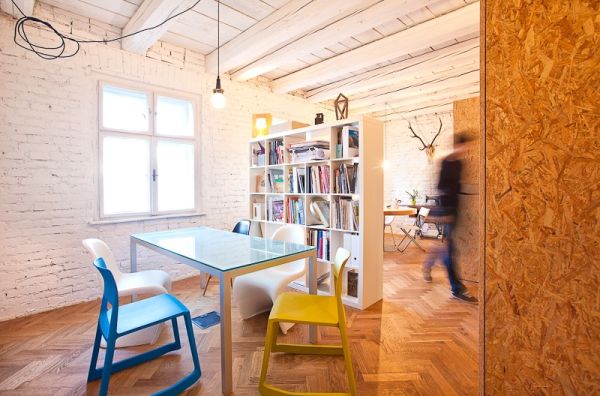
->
[271,224,306,274]
[384,216,395,225]
[82,238,123,281]
[93,257,119,334]
[418,207,430,218]
[232,220,251,235]
[332,248,351,320]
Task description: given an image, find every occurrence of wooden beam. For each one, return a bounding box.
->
[231,0,434,81]
[306,37,479,102]
[350,69,479,111]
[0,0,35,18]
[121,0,191,54]
[375,103,454,121]
[206,0,377,75]
[348,61,480,103]
[271,1,480,93]
[353,82,480,115]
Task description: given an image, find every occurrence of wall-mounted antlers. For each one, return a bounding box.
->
[408,118,443,162]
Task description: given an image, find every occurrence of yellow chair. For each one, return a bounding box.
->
[259,248,357,396]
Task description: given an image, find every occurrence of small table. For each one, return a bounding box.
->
[130,227,317,395]
[384,206,417,216]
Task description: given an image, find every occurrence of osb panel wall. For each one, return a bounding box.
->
[485,0,599,394]
[453,97,480,282]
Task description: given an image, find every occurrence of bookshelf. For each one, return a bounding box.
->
[248,117,383,309]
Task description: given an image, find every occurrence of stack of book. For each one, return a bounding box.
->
[287,197,305,225]
[267,197,284,222]
[288,141,330,163]
[332,197,359,231]
[288,167,306,193]
[334,163,359,194]
[307,165,330,194]
[269,139,284,164]
[335,126,359,158]
[308,229,330,262]
[267,169,284,193]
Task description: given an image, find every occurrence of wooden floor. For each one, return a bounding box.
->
[0,237,479,395]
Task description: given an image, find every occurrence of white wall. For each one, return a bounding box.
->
[383,112,454,216]
[0,4,331,321]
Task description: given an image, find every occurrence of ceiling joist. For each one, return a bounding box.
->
[305,37,480,102]
[206,0,380,75]
[271,1,480,94]
[231,0,436,82]
[121,0,191,54]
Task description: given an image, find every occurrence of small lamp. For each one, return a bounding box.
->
[252,113,272,137]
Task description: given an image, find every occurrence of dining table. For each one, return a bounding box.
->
[130,226,318,395]
[384,206,417,216]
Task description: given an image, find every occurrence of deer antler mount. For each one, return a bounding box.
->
[408,118,443,163]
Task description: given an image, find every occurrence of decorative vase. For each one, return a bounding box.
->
[410,198,417,206]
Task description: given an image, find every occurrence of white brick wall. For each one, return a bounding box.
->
[383,112,454,229]
[0,4,331,321]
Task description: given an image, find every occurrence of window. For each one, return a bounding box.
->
[99,82,198,218]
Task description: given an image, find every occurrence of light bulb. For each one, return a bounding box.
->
[210,91,226,108]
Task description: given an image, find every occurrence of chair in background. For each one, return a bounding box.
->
[233,224,305,333]
[82,238,171,347]
[383,216,398,252]
[202,220,251,296]
[88,258,201,396]
[397,208,430,253]
[259,248,356,396]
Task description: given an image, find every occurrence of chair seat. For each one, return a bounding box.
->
[270,292,339,326]
[117,270,171,297]
[108,294,188,336]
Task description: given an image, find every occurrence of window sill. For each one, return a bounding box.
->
[89,212,206,225]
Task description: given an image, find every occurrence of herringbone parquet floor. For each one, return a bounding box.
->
[0,237,479,395]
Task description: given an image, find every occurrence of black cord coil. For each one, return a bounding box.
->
[11,0,203,60]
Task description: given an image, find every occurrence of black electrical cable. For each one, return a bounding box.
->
[11,0,202,60]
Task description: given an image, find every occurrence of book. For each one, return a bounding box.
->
[255,174,265,192]
[309,199,330,227]
[268,169,284,193]
[268,197,284,222]
[342,126,359,158]
[253,203,263,220]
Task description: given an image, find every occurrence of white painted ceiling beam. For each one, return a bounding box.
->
[350,69,479,111]
[349,63,479,104]
[0,0,35,18]
[121,0,191,54]
[353,82,480,115]
[206,0,379,75]
[231,0,435,81]
[271,1,480,93]
[306,38,479,102]
[377,103,454,121]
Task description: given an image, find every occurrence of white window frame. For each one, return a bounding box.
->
[98,80,200,220]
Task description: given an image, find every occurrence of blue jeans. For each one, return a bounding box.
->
[423,224,465,294]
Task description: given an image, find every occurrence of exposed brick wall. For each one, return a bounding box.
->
[0,4,331,321]
[383,111,454,228]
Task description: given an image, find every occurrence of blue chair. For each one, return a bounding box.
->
[88,258,201,396]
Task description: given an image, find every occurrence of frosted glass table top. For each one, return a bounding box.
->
[131,226,315,272]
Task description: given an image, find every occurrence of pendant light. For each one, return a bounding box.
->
[210,0,226,109]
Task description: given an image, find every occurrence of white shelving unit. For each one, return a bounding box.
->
[248,117,383,310]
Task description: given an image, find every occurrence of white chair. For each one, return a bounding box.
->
[233,224,305,334]
[397,208,429,252]
[82,238,172,347]
[383,216,398,251]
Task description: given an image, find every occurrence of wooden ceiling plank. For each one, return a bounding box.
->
[350,68,479,109]
[0,0,34,18]
[232,0,432,82]
[354,82,480,114]
[205,0,384,75]
[305,37,479,101]
[42,0,130,26]
[121,0,192,54]
[377,102,454,121]
[271,1,480,94]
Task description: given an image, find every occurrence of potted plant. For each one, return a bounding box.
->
[406,189,420,206]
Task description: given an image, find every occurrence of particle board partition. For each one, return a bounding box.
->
[484,0,599,393]
[248,116,384,310]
